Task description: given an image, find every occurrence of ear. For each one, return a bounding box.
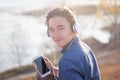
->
[47,29,50,37]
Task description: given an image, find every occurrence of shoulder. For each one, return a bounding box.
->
[60,40,93,66]
[64,40,91,58]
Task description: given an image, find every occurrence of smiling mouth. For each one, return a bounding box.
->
[54,39,63,43]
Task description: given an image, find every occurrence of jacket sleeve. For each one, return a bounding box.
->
[59,58,84,80]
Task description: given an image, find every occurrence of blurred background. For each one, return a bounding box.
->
[0,0,120,80]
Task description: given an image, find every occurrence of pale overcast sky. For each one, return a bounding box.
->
[0,0,100,12]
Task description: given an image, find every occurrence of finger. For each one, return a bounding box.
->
[43,56,52,65]
[42,56,49,62]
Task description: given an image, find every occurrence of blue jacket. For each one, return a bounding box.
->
[59,37,101,80]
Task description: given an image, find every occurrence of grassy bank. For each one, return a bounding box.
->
[1,49,120,80]
[0,65,35,80]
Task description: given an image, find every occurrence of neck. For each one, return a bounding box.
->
[63,36,77,48]
[64,35,76,47]
[61,36,78,53]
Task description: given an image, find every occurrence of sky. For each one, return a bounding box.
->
[0,0,100,12]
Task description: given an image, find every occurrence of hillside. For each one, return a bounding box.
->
[97,49,120,80]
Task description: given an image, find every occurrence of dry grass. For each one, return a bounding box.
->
[97,49,120,80]
[1,49,120,80]
[19,62,120,80]
[17,73,35,80]
[99,62,120,80]
[0,65,34,80]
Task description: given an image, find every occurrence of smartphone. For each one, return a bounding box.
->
[33,55,51,78]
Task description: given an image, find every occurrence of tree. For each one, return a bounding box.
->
[96,0,120,45]
[9,25,29,67]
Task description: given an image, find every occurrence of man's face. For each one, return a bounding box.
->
[48,16,75,47]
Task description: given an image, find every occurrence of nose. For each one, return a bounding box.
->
[50,30,60,38]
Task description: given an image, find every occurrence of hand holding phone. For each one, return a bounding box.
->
[33,55,51,78]
[43,57,59,79]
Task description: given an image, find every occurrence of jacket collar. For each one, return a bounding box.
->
[61,36,79,53]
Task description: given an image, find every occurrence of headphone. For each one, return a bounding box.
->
[72,22,79,33]
[47,29,50,37]
[47,22,79,37]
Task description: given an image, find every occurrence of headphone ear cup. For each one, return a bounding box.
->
[72,22,80,33]
[72,23,77,33]
[47,29,50,37]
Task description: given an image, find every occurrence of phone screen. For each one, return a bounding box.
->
[34,56,49,74]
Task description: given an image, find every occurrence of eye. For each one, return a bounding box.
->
[49,28,54,32]
[60,27,64,30]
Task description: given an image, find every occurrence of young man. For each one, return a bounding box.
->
[36,7,101,80]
